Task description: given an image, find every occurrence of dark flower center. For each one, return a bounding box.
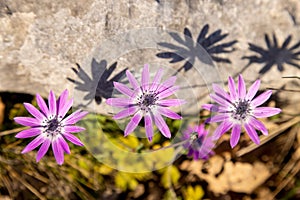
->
[191,134,204,150]
[142,94,156,106]
[138,92,158,111]
[47,118,59,132]
[232,99,251,120]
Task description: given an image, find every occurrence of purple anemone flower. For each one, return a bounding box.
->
[106,64,185,141]
[182,124,215,160]
[202,74,281,148]
[14,90,88,165]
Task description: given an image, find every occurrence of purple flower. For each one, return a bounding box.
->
[14,90,88,165]
[106,64,185,141]
[182,124,215,160]
[202,74,281,148]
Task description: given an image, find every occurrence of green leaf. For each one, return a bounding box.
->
[98,164,113,175]
[119,135,139,149]
[160,165,180,189]
[172,119,182,129]
[115,172,128,191]
[183,185,204,200]
[163,189,179,200]
[114,172,140,191]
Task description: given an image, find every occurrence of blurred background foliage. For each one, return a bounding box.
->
[0,91,299,200]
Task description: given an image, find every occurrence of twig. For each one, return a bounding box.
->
[267,87,300,93]
[237,116,300,157]
[269,161,300,200]
[64,172,96,200]
[273,125,298,165]
[270,142,300,199]
[0,127,27,137]
[4,165,47,200]
[282,76,300,79]
[0,175,14,198]
[23,169,49,184]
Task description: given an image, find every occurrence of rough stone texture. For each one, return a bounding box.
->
[0,0,300,114]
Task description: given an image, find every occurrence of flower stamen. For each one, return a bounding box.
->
[191,134,204,150]
[232,99,251,121]
[47,118,60,132]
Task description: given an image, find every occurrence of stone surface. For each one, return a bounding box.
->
[0,0,300,114]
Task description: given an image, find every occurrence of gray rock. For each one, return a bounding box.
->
[0,0,299,115]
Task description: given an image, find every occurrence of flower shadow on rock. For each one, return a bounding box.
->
[156,24,237,73]
[67,59,127,106]
[242,33,300,74]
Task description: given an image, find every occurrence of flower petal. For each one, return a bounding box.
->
[251,90,272,107]
[126,70,140,90]
[193,151,200,160]
[244,123,260,145]
[124,112,143,136]
[205,114,229,123]
[114,82,134,97]
[198,142,213,159]
[150,68,164,91]
[144,114,153,141]
[158,107,182,119]
[62,110,88,125]
[212,120,233,140]
[57,89,69,114]
[63,125,85,133]
[58,99,73,119]
[187,149,194,157]
[212,84,230,100]
[210,94,231,107]
[238,74,246,99]
[14,117,41,127]
[113,106,138,119]
[196,124,207,137]
[24,103,45,121]
[141,64,150,91]
[153,114,171,138]
[36,93,49,116]
[57,136,70,154]
[246,79,260,101]
[22,134,46,154]
[36,139,51,162]
[15,128,42,138]
[63,132,84,146]
[230,124,241,148]
[48,90,57,116]
[183,126,194,139]
[106,98,133,107]
[253,107,281,118]
[157,99,186,107]
[157,86,179,99]
[157,76,177,92]
[201,104,220,112]
[249,117,268,135]
[228,76,237,100]
[52,139,64,165]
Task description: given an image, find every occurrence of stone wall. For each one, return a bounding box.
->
[1,0,299,114]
